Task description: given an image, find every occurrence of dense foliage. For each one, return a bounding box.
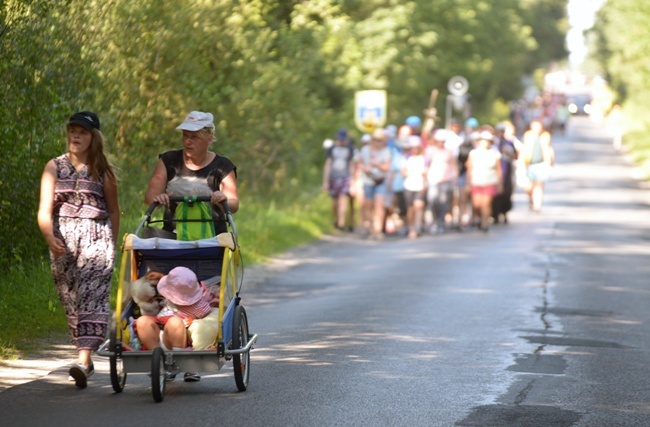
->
[591,1,650,176]
[592,1,650,120]
[1,0,568,269]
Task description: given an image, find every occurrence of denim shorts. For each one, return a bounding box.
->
[364,182,387,199]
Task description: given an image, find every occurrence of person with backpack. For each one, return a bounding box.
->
[358,128,392,239]
[522,119,553,213]
[143,111,239,383]
[144,111,239,238]
[322,128,355,231]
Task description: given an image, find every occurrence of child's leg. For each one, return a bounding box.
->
[136,316,161,349]
[163,317,188,349]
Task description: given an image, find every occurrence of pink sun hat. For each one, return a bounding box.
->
[157,267,203,306]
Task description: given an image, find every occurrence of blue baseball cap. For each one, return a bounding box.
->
[465,117,479,128]
[405,116,421,127]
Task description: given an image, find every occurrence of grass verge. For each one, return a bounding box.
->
[624,129,650,180]
[0,189,332,358]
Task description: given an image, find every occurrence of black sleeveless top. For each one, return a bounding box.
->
[160,149,237,190]
[160,150,237,234]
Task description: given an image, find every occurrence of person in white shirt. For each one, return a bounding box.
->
[465,130,502,232]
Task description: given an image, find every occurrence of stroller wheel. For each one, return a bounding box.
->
[109,318,126,393]
[151,347,166,403]
[232,305,250,391]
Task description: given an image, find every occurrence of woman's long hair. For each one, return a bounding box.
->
[69,125,117,183]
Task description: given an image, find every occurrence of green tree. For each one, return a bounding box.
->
[0,0,97,267]
[0,0,571,268]
[593,1,650,111]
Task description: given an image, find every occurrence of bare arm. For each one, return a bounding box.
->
[541,132,554,165]
[37,160,66,257]
[465,154,473,188]
[495,155,503,190]
[214,170,239,213]
[378,156,391,173]
[144,159,169,205]
[322,158,332,190]
[451,152,459,180]
[104,172,120,246]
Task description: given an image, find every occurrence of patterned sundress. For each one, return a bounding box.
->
[50,154,115,351]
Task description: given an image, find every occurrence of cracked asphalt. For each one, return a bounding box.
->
[2,116,650,426]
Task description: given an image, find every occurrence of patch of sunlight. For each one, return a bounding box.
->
[520,281,548,289]
[276,357,333,365]
[345,355,371,363]
[601,286,650,295]
[313,322,355,328]
[611,318,642,325]
[409,351,440,360]
[397,251,468,260]
[544,349,595,356]
[447,288,497,294]
[366,370,410,380]
[593,403,650,415]
[553,243,650,256]
[357,332,455,343]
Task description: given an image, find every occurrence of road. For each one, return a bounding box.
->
[2,116,650,426]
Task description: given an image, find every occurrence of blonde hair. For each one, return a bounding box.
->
[196,127,216,144]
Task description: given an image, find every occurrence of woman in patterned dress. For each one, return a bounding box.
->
[37,111,120,388]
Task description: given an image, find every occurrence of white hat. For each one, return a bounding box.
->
[157,267,202,305]
[322,138,334,149]
[386,124,398,139]
[407,135,422,148]
[433,129,448,141]
[176,111,215,131]
[478,130,494,141]
[372,128,386,140]
[361,133,372,143]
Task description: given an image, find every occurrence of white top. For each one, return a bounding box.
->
[403,155,426,192]
[468,147,501,186]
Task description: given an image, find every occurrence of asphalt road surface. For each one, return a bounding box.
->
[2,116,650,426]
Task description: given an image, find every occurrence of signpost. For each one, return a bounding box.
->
[445,76,469,129]
[354,90,387,133]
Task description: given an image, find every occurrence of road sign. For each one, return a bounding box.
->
[355,90,387,133]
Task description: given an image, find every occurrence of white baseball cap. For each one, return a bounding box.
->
[478,130,494,141]
[407,135,422,148]
[176,111,215,131]
[433,129,448,141]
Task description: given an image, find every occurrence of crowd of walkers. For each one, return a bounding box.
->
[322,114,555,239]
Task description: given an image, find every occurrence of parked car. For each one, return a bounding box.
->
[567,94,593,115]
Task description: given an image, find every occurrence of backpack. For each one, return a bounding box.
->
[174,199,216,241]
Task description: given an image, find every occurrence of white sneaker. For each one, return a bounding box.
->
[68,363,93,389]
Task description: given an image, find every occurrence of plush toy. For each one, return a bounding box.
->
[166,176,217,240]
[130,270,165,316]
[188,308,220,350]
